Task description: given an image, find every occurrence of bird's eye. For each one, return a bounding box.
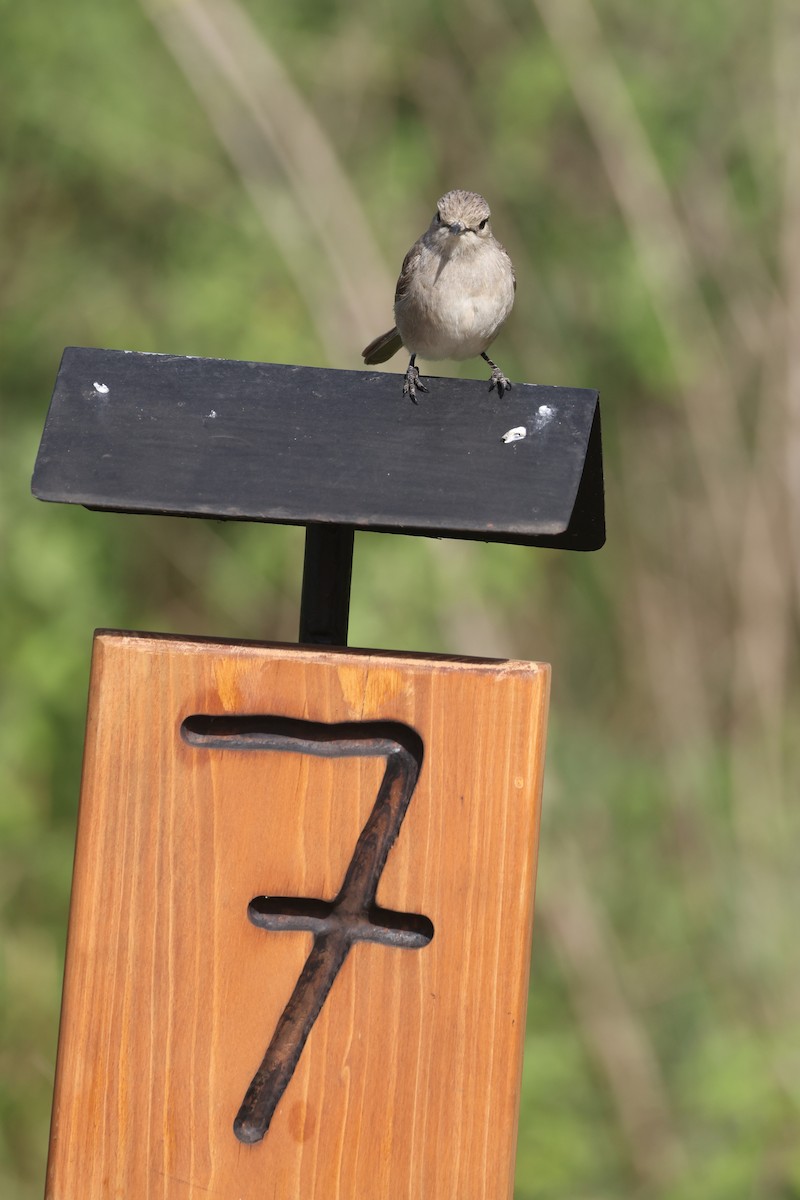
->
[479,217,488,230]
[436,211,442,223]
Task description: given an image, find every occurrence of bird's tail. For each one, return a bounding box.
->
[362,327,403,365]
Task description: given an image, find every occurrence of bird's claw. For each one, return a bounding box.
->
[403,363,429,404]
[487,366,512,397]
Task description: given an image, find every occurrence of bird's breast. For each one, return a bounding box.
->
[395,243,515,362]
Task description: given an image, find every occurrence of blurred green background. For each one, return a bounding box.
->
[2,0,799,1195]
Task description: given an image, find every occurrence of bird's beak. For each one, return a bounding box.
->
[447,221,465,235]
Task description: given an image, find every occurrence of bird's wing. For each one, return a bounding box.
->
[394,240,424,304]
[496,239,516,291]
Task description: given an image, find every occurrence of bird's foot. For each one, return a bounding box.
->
[488,364,512,397]
[482,352,512,397]
[403,359,429,404]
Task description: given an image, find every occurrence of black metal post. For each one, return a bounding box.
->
[299,524,355,646]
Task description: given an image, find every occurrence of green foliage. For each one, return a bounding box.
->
[2,0,798,1196]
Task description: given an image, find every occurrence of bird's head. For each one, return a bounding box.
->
[429,190,492,245]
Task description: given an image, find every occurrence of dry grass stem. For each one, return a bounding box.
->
[141,0,394,362]
[538,838,687,1190]
[532,0,748,584]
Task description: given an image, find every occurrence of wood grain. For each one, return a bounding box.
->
[46,633,549,1199]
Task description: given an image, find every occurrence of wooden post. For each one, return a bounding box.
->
[33,348,604,1199]
[46,633,548,1199]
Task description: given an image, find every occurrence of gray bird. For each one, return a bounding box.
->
[362,189,516,402]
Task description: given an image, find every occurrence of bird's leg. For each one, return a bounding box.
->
[402,354,429,404]
[481,351,512,397]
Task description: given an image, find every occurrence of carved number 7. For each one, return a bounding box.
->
[182,716,433,1145]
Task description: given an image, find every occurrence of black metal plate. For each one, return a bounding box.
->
[31,347,604,549]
